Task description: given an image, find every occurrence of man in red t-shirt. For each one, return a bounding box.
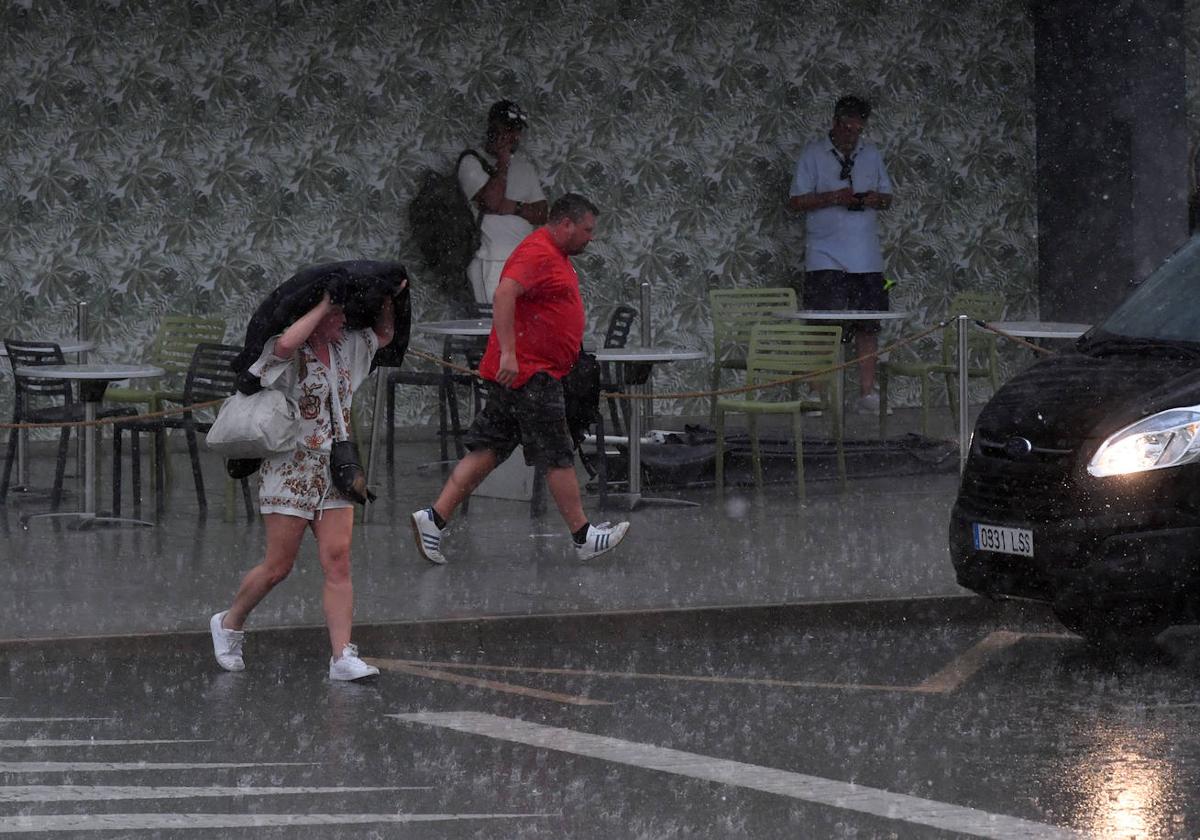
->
[411,193,631,564]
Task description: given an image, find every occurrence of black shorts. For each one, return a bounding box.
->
[803,270,889,337]
[464,372,576,469]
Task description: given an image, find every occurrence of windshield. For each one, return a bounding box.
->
[1096,235,1200,344]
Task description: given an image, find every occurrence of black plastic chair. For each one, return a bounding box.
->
[1,340,135,509]
[599,305,640,436]
[385,334,484,467]
[112,343,252,519]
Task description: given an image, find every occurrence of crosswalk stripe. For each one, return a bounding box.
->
[0,740,210,749]
[393,712,1086,840]
[0,761,311,773]
[0,718,114,724]
[0,785,425,803]
[0,813,553,832]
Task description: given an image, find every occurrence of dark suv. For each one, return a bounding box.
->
[950,236,1200,645]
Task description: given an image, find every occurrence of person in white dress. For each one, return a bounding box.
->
[209,284,401,681]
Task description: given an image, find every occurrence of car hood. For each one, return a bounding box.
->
[976,350,1200,447]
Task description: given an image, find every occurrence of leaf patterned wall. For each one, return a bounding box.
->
[0,0,1037,424]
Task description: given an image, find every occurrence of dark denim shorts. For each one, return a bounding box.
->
[803,270,889,337]
[464,372,576,469]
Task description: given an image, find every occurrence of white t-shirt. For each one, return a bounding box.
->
[789,137,893,273]
[458,150,546,263]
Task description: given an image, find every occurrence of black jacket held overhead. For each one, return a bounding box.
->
[232,260,412,394]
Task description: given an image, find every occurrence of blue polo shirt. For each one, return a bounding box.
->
[789,136,892,273]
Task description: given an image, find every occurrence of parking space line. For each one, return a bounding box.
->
[377,656,925,693]
[368,658,612,706]
[380,630,1074,697]
[393,712,1086,840]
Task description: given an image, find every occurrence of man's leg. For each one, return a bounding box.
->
[856,331,878,396]
[545,464,587,532]
[411,447,501,565]
[433,448,499,521]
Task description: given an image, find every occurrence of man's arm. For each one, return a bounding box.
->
[860,192,893,210]
[492,276,525,387]
[788,189,856,212]
[474,163,547,224]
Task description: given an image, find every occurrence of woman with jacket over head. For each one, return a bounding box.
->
[209,281,402,681]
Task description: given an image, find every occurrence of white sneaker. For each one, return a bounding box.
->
[209,611,245,672]
[410,508,447,565]
[854,393,892,414]
[329,643,379,681]
[574,521,631,561]
[854,392,880,413]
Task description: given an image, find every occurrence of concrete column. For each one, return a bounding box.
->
[1033,0,1189,322]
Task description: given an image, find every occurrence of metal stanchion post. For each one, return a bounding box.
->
[75,301,90,493]
[958,315,970,473]
[640,280,652,426]
[362,368,387,523]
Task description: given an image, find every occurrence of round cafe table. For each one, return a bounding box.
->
[593,347,705,510]
[986,321,1091,341]
[15,363,165,529]
[416,319,493,337]
[776,309,910,323]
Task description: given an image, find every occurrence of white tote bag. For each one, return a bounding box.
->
[206,388,300,459]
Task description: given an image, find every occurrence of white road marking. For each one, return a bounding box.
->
[0,785,426,803]
[0,813,551,832]
[0,718,114,724]
[382,630,1074,696]
[393,712,1087,840]
[0,739,210,749]
[0,761,310,773]
[369,657,611,706]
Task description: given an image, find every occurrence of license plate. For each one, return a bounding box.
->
[972,523,1034,558]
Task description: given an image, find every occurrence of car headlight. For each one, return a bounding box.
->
[1087,407,1200,477]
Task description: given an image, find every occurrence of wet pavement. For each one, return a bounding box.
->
[1,414,1198,837]
[3,600,1200,838]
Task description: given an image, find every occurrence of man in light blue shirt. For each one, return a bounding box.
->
[789,95,894,414]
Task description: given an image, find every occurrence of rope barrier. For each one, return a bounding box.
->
[973,321,1055,355]
[0,318,1051,431]
[409,318,952,401]
[0,398,226,431]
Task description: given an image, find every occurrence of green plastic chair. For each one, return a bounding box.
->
[708,288,797,421]
[105,316,227,413]
[878,291,1002,438]
[714,322,844,499]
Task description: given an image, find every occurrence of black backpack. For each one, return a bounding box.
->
[408,150,494,290]
[562,348,601,448]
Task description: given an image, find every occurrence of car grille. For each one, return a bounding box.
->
[958,444,1082,521]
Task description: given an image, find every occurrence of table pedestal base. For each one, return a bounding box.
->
[599,491,700,511]
[21,511,156,530]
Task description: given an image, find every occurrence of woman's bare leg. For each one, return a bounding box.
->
[311,507,356,657]
[223,513,307,630]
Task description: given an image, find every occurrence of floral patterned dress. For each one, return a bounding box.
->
[249,328,379,519]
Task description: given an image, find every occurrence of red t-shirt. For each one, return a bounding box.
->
[479,227,585,389]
